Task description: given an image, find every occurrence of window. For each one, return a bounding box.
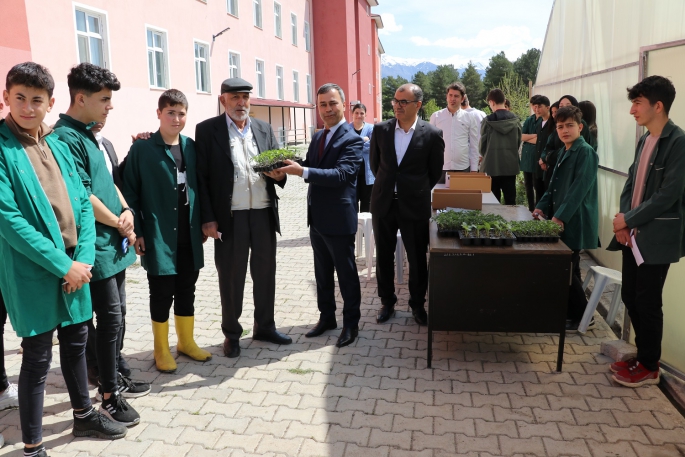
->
[146,28,168,88]
[306,74,312,103]
[194,41,210,92]
[369,83,372,95]
[304,21,311,52]
[276,65,284,100]
[253,0,262,28]
[229,52,241,78]
[255,59,265,98]
[368,44,371,55]
[227,0,238,16]
[290,13,297,46]
[274,2,282,38]
[75,8,108,68]
[293,71,299,103]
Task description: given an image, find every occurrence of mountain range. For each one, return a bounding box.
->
[381,55,486,80]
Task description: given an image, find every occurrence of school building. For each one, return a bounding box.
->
[0,0,384,156]
[535,0,685,378]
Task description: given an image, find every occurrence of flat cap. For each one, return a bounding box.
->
[221,77,253,93]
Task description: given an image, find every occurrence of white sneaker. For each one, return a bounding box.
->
[0,383,19,410]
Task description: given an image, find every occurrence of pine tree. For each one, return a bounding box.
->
[513,48,541,85]
[483,51,514,91]
[460,61,485,109]
[428,65,460,108]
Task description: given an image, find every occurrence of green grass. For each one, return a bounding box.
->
[287,368,314,375]
[241,329,251,337]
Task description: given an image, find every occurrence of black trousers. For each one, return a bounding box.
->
[356,166,373,213]
[89,271,126,393]
[0,289,8,391]
[490,175,517,205]
[20,322,91,444]
[86,274,127,373]
[523,171,546,212]
[621,247,670,371]
[215,208,277,340]
[309,226,361,328]
[148,245,200,323]
[567,250,588,321]
[373,200,429,310]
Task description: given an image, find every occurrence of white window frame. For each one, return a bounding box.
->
[369,83,372,95]
[73,3,111,69]
[293,70,299,103]
[255,59,266,98]
[276,65,284,100]
[306,74,312,104]
[274,1,282,38]
[228,51,242,78]
[194,40,211,93]
[290,12,297,46]
[253,0,263,28]
[227,0,238,17]
[145,25,170,89]
[304,21,311,52]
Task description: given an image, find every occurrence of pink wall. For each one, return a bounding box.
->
[15,0,314,157]
[0,0,32,98]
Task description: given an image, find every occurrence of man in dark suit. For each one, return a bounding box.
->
[370,83,444,325]
[279,83,363,347]
[195,77,291,358]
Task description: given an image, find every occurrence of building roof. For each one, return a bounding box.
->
[250,98,314,109]
[378,38,385,55]
[366,0,379,6]
[371,14,384,29]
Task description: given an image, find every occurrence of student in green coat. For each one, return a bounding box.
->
[0,62,127,456]
[608,76,685,388]
[533,105,599,332]
[54,63,148,428]
[123,90,209,373]
[521,95,542,211]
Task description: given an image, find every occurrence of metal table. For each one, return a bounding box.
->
[427,205,572,371]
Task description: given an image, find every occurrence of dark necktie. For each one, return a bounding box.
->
[318,128,331,160]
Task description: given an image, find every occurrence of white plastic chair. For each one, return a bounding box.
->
[395,230,406,284]
[579,266,623,333]
[356,212,374,279]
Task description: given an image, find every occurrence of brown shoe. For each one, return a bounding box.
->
[222,338,240,358]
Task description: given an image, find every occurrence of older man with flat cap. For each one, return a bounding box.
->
[195,77,291,358]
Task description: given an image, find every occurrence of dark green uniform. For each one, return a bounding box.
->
[520,114,541,173]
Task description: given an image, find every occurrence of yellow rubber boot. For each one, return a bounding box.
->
[175,315,212,361]
[151,320,177,373]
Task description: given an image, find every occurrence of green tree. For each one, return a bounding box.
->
[412,71,432,95]
[428,64,460,108]
[498,71,530,122]
[381,75,408,119]
[483,51,514,91]
[513,48,541,85]
[460,61,485,109]
[421,99,440,120]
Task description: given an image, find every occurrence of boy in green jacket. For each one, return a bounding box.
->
[122,90,210,373]
[608,76,685,387]
[0,62,127,456]
[533,105,599,332]
[53,63,149,428]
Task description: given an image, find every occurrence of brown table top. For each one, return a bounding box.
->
[429,205,572,255]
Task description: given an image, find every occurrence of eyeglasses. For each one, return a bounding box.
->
[391,98,418,107]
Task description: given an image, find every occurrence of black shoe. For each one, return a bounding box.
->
[73,407,128,439]
[336,327,358,348]
[411,307,428,326]
[305,319,337,338]
[566,317,595,333]
[95,374,151,401]
[252,329,293,345]
[223,338,241,358]
[99,391,140,427]
[23,446,48,457]
[87,365,99,387]
[117,356,131,377]
[376,305,396,323]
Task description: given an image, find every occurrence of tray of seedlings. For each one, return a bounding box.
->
[251,149,304,173]
[509,220,563,242]
[432,210,516,246]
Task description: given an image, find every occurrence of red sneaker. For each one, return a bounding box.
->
[612,362,660,388]
[610,357,637,373]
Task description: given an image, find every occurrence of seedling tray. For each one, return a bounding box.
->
[513,233,560,243]
[456,231,516,246]
[252,158,304,173]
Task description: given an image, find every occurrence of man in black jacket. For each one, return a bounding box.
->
[370,83,444,325]
[195,78,291,358]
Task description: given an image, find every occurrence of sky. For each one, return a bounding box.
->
[373,0,555,67]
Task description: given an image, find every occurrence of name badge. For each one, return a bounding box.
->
[177,170,186,184]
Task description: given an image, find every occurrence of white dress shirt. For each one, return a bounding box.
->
[94,131,114,179]
[429,107,480,171]
[394,117,418,191]
[302,118,347,179]
[226,114,270,210]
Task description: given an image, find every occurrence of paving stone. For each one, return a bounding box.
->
[326,424,370,446]
[542,437,591,457]
[499,436,546,456]
[392,415,433,433]
[642,426,685,445]
[412,431,456,452]
[517,421,562,439]
[367,429,412,449]
[456,434,500,454]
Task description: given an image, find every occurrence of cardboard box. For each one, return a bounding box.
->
[447,172,492,192]
[432,188,483,210]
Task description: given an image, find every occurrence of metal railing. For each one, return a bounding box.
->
[277,127,314,147]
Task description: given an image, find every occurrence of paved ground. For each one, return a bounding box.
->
[1,178,685,457]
